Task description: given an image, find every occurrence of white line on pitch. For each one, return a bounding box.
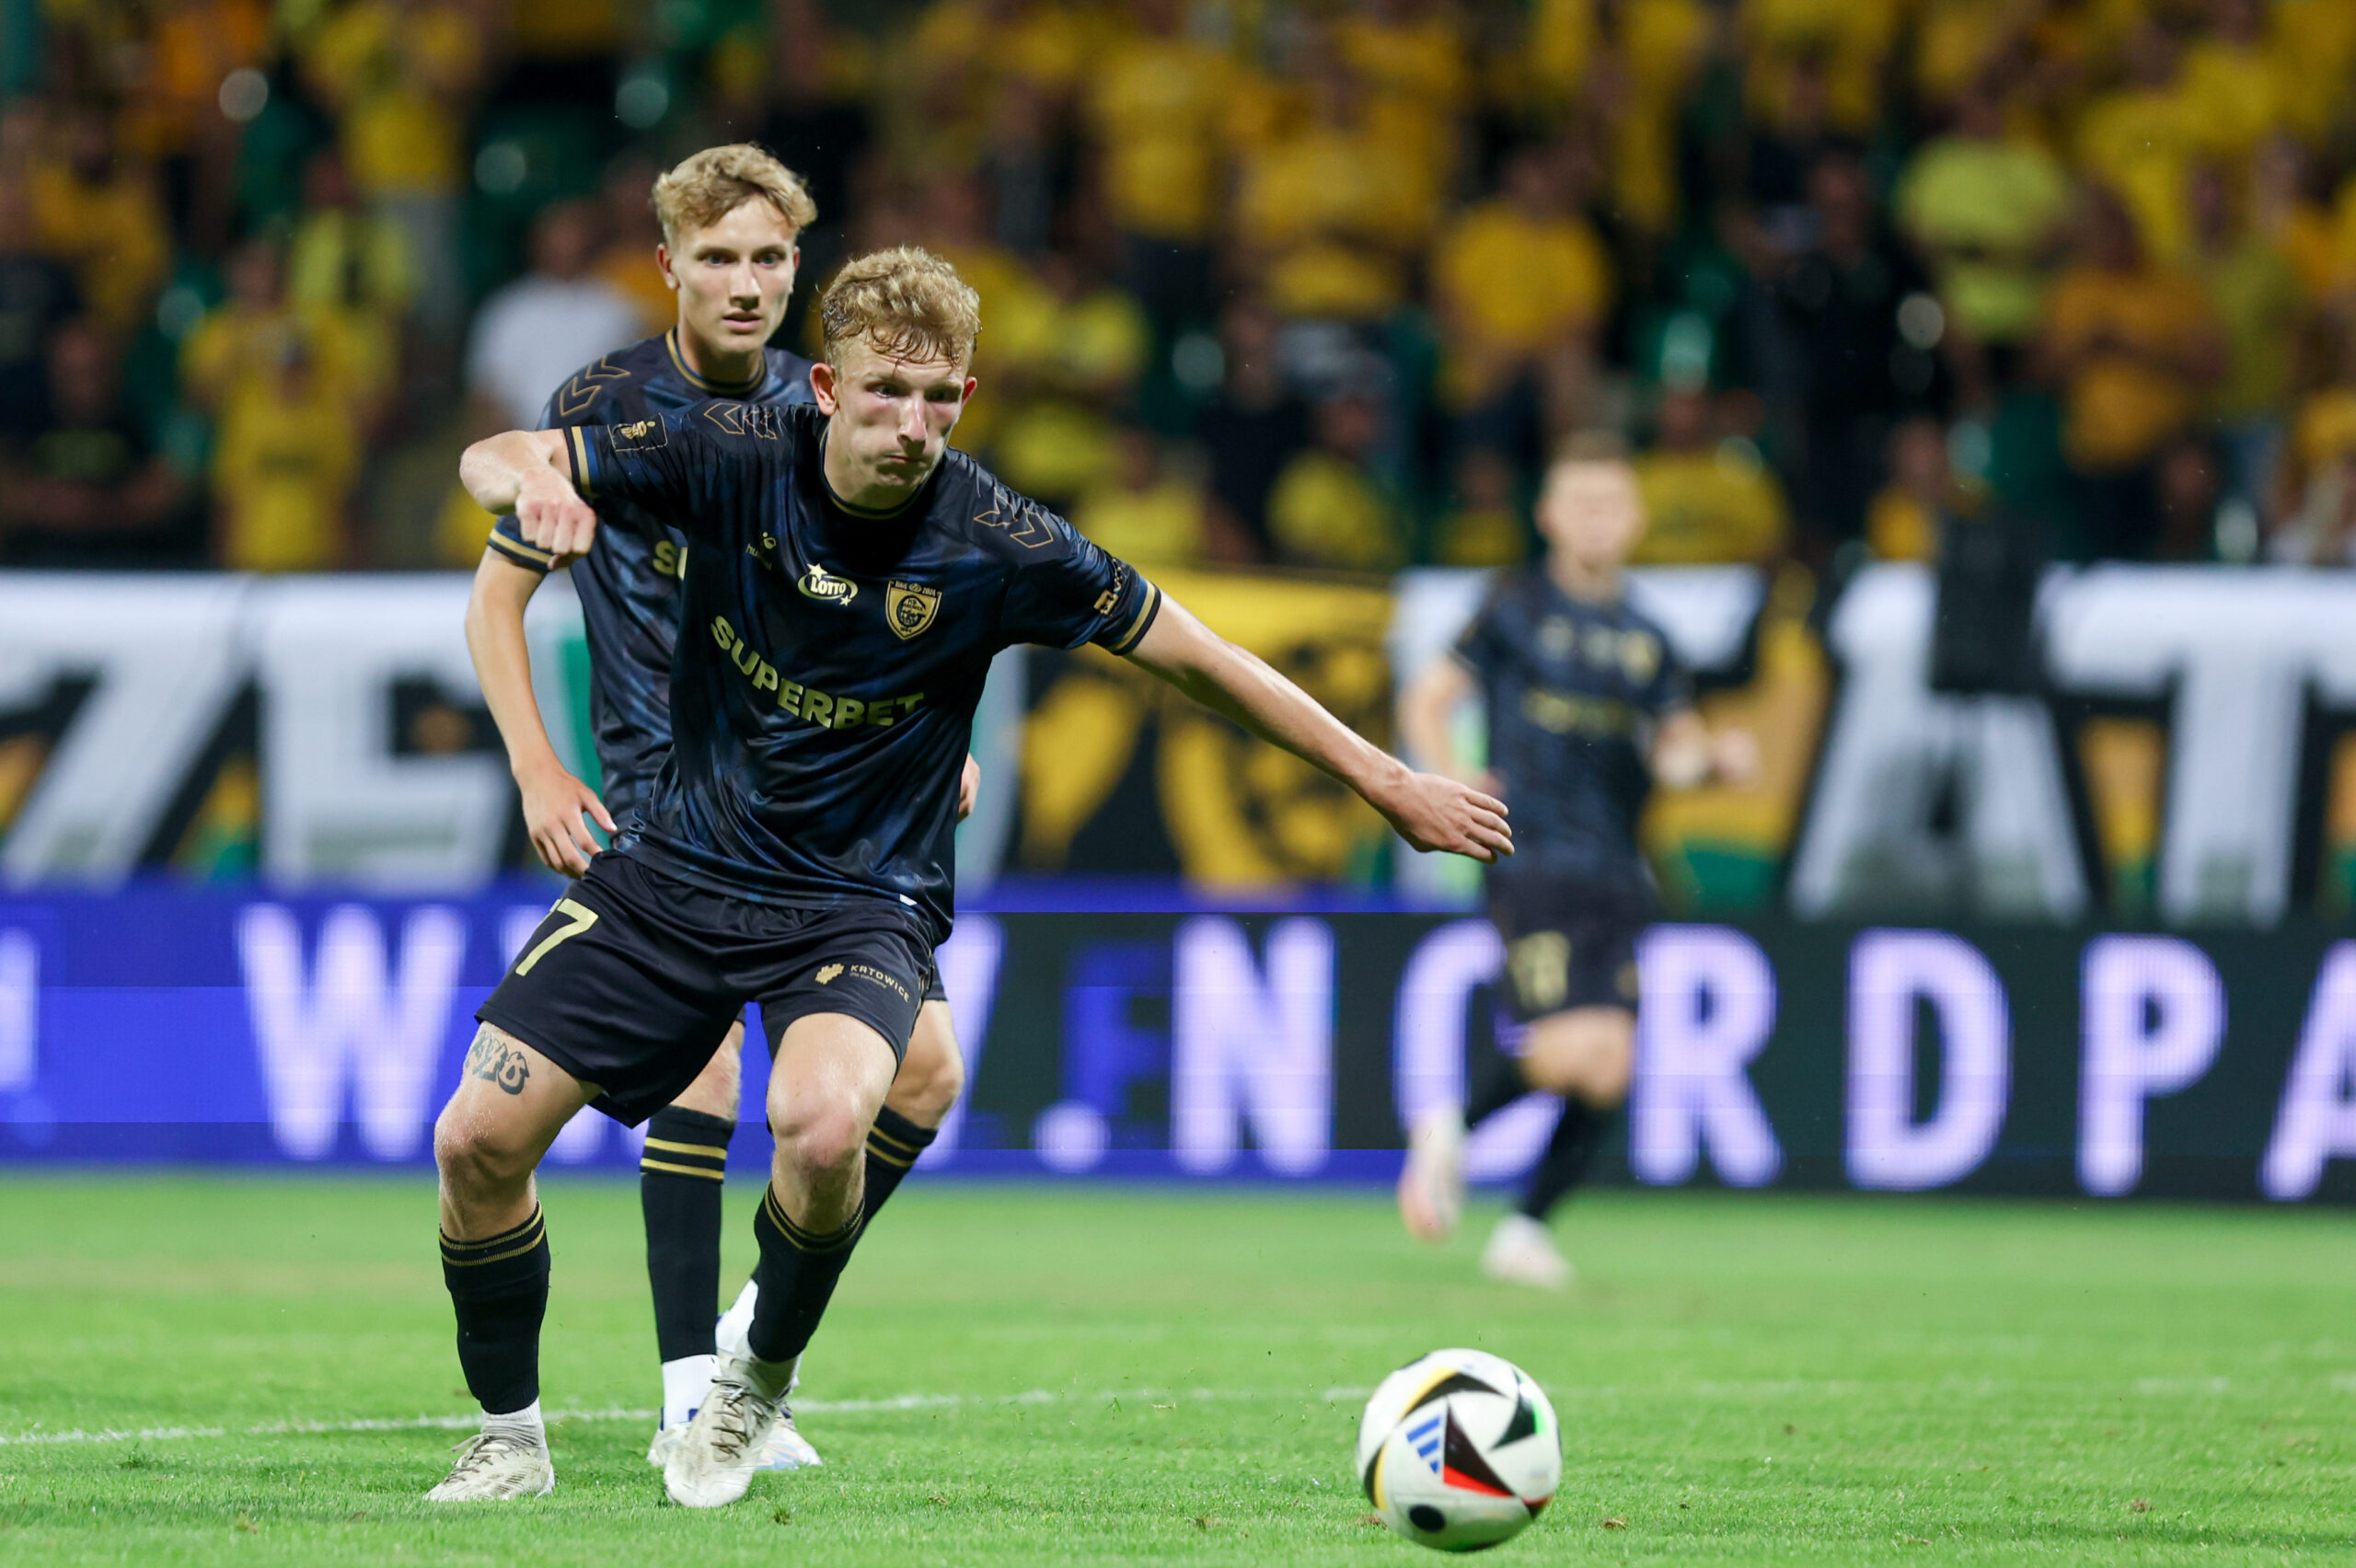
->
[0,1385,1375,1449]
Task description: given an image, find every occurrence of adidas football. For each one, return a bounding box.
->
[1356,1348,1559,1551]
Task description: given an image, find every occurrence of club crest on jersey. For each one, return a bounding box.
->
[886,580,941,640]
[799,564,858,605]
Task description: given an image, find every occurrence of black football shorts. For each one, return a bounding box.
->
[479,851,932,1124]
[1484,870,1652,1023]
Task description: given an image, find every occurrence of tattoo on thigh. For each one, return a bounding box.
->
[464,1027,531,1096]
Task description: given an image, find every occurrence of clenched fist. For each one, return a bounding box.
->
[516,468,600,560]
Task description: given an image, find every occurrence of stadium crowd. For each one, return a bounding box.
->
[5,0,2356,574]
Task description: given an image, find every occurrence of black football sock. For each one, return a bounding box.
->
[745,1182,866,1371]
[860,1105,938,1223]
[1517,1099,1621,1223]
[440,1205,551,1416]
[640,1106,733,1364]
[1463,1043,1532,1131]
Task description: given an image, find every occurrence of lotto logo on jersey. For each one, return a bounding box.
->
[886,580,941,640]
[799,564,858,604]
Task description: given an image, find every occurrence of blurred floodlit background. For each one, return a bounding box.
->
[2,0,2355,1199]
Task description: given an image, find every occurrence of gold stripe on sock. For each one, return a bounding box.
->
[643,1137,729,1160]
[863,1136,916,1169]
[640,1157,727,1182]
[865,1124,919,1157]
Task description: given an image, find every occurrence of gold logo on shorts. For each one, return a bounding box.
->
[886,580,941,640]
[814,963,844,985]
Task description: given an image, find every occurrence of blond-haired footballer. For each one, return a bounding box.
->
[460,145,972,1481]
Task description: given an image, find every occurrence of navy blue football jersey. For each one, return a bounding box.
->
[568,399,1161,940]
[1452,571,1691,889]
[485,329,815,827]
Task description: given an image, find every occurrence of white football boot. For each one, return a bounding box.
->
[713,1286,823,1471]
[664,1356,803,1508]
[1481,1213,1574,1290]
[1396,1106,1467,1242]
[425,1425,554,1501]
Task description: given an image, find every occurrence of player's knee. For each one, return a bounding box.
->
[771,1098,869,1177]
[433,1101,536,1195]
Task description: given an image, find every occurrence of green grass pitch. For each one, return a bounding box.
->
[0,1175,2350,1565]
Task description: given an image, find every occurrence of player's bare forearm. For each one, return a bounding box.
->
[1126,596,1511,862]
[464,549,614,873]
[464,550,560,778]
[458,429,598,558]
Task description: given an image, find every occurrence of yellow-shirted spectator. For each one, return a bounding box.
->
[2269,0,2356,144]
[1897,85,2074,347]
[211,340,362,571]
[1088,0,1238,248]
[1266,392,1407,571]
[1743,0,1904,135]
[987,257,1153,504]
[1632,388,1792,565]
[1609,0,1712,234]
[284,150,413,393]
[2188,163,2302,431]
[909,0,1090,152]
[2042,188,2226,474]
[181,238,389,431]
[1335,0,1472,229]
[2175,0,2287,163]
[303,0,480,198]
[1430,144,1611,418]
[2076,20,2203,265]
[1233,49,1430,320]
[27,107,170,336]
[1071,429,1210,571]
[2040,186,2227,557]
[1911,0,2030,112]
[302,0,484,337]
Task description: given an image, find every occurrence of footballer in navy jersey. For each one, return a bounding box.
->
[442,245,1509,1509]
[562,398,1158,943]
[1394,439,1754,1289]
[453,149,972,1496]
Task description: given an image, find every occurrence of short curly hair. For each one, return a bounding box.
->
[651,144,817,248]
[818,247,982,369]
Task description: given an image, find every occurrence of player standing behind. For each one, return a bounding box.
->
[1394,434,1755,1288]
[460,145,971,1473]
[438,246,1510,1506]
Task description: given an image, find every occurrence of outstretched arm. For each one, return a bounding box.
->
[1123,594,1512,862]
[463,549,616,874]
[459,429,599,558]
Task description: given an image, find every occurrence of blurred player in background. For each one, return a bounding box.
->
[460,144,973,1479]
[1395,434,1754,1288]
[443,245,1510,1506]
